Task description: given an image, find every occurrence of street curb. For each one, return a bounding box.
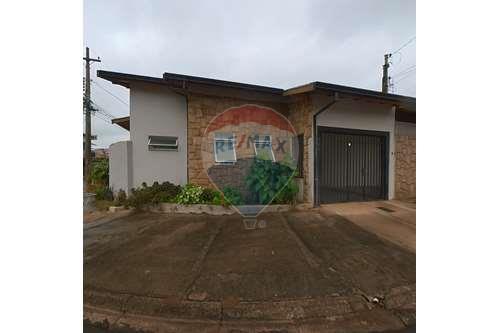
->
[84,292,410,333]
[84,209,136,231]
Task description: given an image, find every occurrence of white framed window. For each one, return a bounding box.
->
[253,135,275,161]
[148,135,178,151]
[214,133,237,163]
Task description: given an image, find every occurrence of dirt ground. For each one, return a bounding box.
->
[84,209,416,333]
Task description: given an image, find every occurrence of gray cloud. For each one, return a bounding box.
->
[84,0,415,148]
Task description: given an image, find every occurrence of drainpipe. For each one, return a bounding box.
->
[313,92,339,207]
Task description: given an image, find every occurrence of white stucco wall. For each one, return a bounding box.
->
[312,95,396,200]
[129,83,187,187]
[109,140,133,194]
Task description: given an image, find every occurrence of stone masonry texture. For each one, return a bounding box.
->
[187,93,291,187]
[395,135,416,201]
[287,94,313,203]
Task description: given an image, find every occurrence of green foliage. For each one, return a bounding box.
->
[245,159,298,205]
[200,187,227,205]
[211,191,225,205]
[272,179,298,204]
[126,181,181,209]
[94,186,113,201]
[121,181,233,208]
[90,159,109,185]
[222,187,242,206]
[114,189,127,206]
[175,184,204,204]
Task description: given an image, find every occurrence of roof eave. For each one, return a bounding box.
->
[111,116,130,131]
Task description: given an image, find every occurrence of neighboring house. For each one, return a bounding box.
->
[98,70,416,205]
[93,148,109,159]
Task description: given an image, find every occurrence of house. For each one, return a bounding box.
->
[98,70,415,205]
[93,148,109,159]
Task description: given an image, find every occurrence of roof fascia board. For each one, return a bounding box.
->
[282,83,315,96]
[163,72,283,95]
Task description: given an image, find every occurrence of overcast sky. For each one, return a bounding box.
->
[84,0,415,149]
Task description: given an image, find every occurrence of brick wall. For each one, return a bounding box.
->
[395,135,416,201]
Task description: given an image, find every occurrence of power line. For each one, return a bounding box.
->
[91,79,129,106]
[91,100,118,119]
[92,113,111,124]
[391,36,416,56]
[392,65,416,78]
[96,110,113,120]
[95,106,115,119]
[393,71,415,84]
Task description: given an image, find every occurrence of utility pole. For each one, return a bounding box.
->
[83,47,100,187]
[382,53,390,93]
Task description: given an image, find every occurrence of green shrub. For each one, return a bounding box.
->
[245,159,298,205]
[90,159,109,185]
[175,184,204,204]
[272,179,298,204]
[200,188,226,205]
[222,187,242,206]
[114,189,127,206]
[211,191,225,205]
[95,186,113,201]
[126,181,181,209]
[152,191,174,204]
[200,187,216,203]
[150,181,181,198]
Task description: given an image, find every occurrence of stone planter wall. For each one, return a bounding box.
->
[148,203,291,216]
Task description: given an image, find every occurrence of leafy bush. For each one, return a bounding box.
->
[222,187,242,205]
[90,159,109,185]
[175,184,204,204]
[94,186,113,201]
[272,179,298,204]
[114,189,127,206]
[149,181,181,198]
[126,181,181,209]
[245,159,298,204]
[200,187,227,205]
[211,191,225,205]
[152,191,173,204]
[199,187,215,203]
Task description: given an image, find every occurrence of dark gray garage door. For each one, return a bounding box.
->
[318,126,389,204]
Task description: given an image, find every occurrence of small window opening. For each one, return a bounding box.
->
[148,135,178,151]
[214,133,237,163]
[253,135,275,161]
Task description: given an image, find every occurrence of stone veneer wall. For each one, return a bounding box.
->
[187,93,289,188]
[207,158,255,203]
[395,135,416,201]
[287,94,313,203]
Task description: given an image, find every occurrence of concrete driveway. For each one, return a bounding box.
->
[84,209,415,332]
[320,200,416,253]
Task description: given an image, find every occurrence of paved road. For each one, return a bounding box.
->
[84,210,416,332]
[84,322,416,333]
